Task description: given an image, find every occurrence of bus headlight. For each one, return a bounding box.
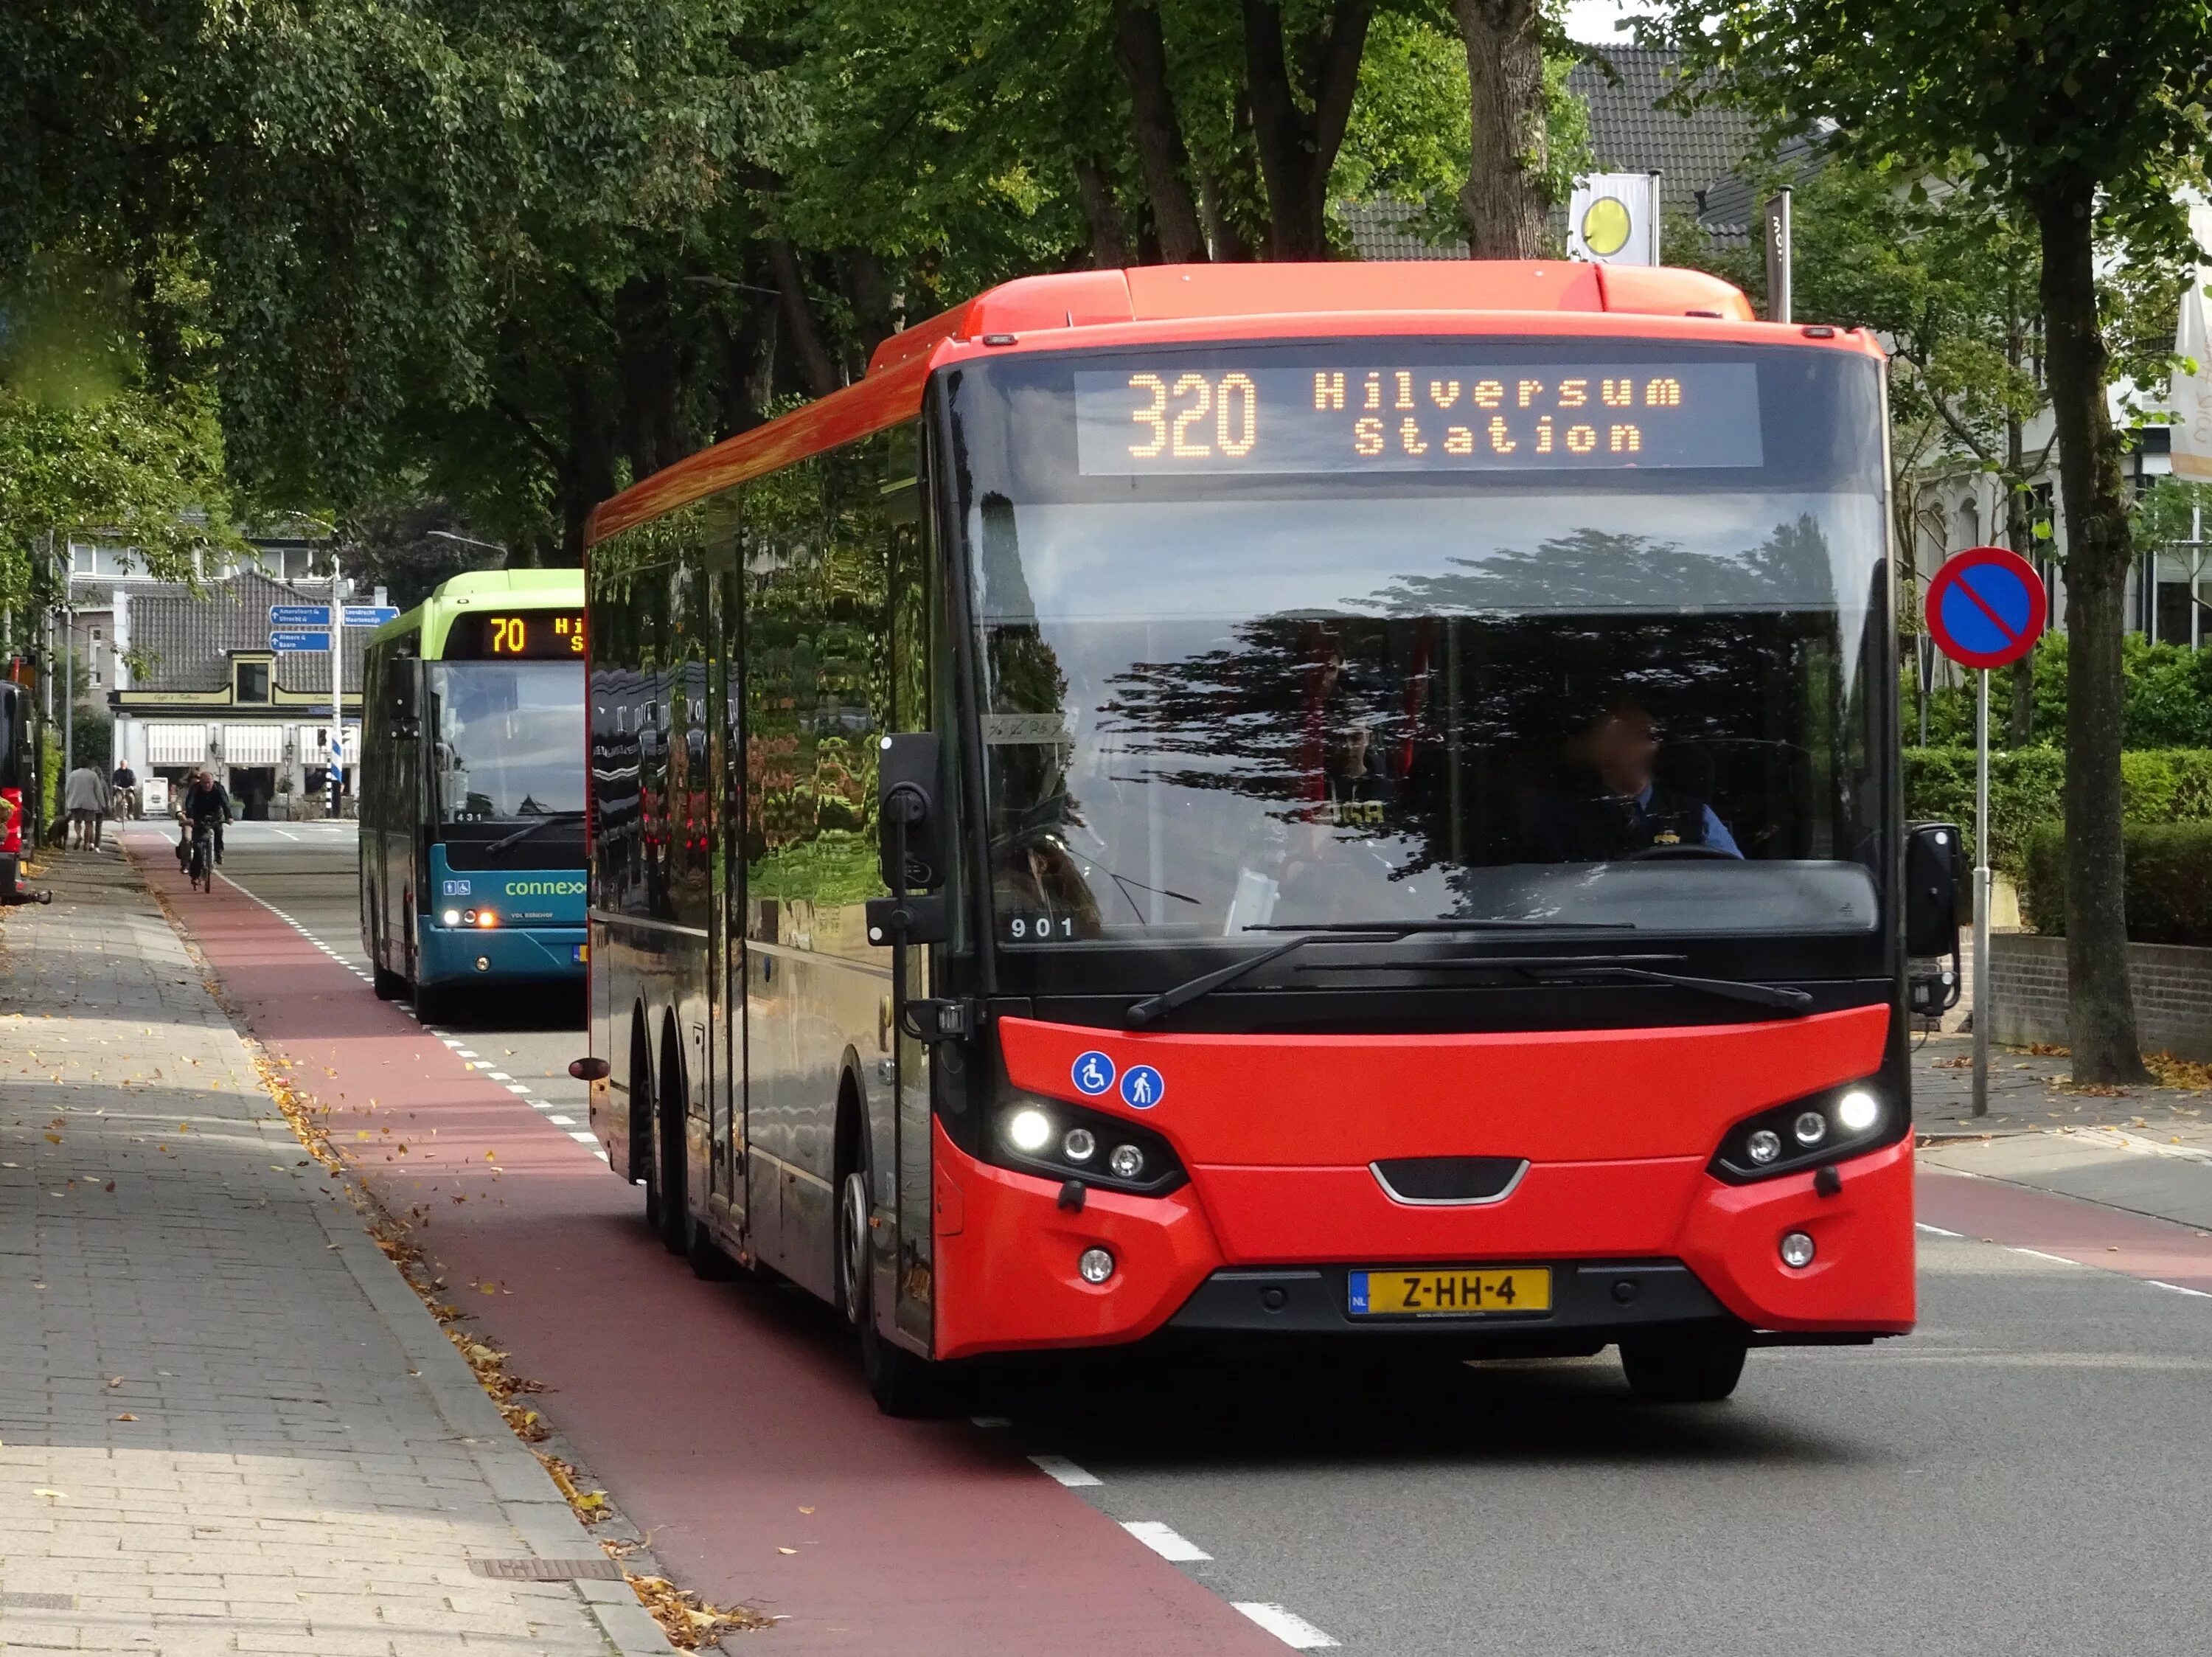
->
[1710,1081,1890,1183]
[990,1095,1183,1196]
[1837,1088,1880,1133]
[442,909,462,925]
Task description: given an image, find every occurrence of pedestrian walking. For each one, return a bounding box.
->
[64,760,108,850]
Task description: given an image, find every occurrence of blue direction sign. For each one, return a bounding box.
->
[270,628,331,652]
[269,603,330,628]
[344,605,400,628]
[1927,545,2048,670]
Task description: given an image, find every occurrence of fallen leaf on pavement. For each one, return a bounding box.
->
[32,1489,64,1501]
[114,1414,136,1422]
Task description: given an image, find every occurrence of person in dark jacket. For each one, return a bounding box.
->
[1526,703,1740,862]
[177,769,232,869]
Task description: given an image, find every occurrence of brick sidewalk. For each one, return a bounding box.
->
[0,848,671,1656]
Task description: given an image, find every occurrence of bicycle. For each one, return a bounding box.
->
[187,821,217,893]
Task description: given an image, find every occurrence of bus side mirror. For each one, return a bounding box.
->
[1905,821,1962,957]
[866,732,947,948]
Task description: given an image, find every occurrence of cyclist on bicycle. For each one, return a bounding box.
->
[111,761,138,820]
[178,768,231,875]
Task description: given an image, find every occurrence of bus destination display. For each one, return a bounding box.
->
[1073,362,1761,475]
[448,612,585,659]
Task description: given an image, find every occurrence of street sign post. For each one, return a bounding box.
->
[1925,545,2049,1117]
[270,629,332,652]
[270,603,330,629]
[344,605,400,629]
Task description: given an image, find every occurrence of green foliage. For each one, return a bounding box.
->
[1907,633,2212,750]
[2022,821,2212,948]
[1905,746,2212,876]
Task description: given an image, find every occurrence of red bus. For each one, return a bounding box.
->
[580,263,1956,1413]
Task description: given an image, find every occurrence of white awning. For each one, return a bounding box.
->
[145,722,209,766]
[223,723,286,766]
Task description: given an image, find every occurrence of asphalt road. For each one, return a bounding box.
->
[190,821,2212,1656]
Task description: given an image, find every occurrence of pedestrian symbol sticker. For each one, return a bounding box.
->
[1071,1051,1116,1097]
[1120,1065,1165,1110]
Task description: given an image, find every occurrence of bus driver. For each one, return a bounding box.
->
[1528,701,1742,862]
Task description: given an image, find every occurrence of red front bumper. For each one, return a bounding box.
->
[931,1012,1916,1360]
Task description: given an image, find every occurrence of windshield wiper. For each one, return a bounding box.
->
[484,810,585,858]
[1530,963,1814,1015]
[1124,917,1636,1029]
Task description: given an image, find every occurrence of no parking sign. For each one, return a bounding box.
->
[1926,544,2048,1121]
[1926,546,2047,669]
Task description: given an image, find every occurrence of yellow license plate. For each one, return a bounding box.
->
[1348,1267,1551,1317]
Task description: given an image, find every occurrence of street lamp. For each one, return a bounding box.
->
[426,529,509,557]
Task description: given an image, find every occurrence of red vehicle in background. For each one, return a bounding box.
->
[1,677,31,901]
[580,262,1958,1413]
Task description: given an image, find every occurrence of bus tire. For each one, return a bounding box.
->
[372,959,407,1000]
[632,1030,660,1229]
[414,981,451,1024]
[1618,1327,1748,1404]
[837,1125,941,1417]
[655,1035,688,1256]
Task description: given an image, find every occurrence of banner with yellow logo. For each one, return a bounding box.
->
[1567,173,1661,267]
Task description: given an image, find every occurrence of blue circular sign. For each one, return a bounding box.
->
[1071,1051,1116,1097]
[1926,546,2047,670]
[1119,1064,1166,1110]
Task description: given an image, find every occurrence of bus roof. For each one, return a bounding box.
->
[368,568,585,659]
[588,260,1875,547]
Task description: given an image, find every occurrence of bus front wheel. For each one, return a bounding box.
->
[1618,1327,1748,1404]
[838,1153,942,1417]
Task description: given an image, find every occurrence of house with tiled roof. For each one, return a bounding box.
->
[1340,46,1764,261]
[109,567,367,818]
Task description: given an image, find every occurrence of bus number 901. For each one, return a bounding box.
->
[1006,914,1077,941]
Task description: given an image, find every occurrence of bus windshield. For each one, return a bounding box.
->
[945,339,1890,946]
[429,661,585,824]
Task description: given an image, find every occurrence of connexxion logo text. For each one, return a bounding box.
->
[504,880,585,897]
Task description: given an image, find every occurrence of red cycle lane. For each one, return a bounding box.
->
[125,833,1283,1656]
[1918,1164,2212,1293]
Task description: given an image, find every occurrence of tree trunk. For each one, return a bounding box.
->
[2034,178,2149,1084]
[1071,155,1135,268]
[1242,0,1371,260]
[766,237,841,400]
[842,249,900,378]
[1455,0,1548,259]
[2003,470,2037,746]
[1111,1,1207,264]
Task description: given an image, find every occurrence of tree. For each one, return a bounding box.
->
[1454,0,1551,256]
[1649,0,2212,1083]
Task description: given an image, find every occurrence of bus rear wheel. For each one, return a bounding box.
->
[372,962,407,1000]
[1618,1327,1748,1403]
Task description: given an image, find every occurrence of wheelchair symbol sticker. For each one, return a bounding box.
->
[1120,1065,1165,1110]
[1071,1051,1116,1097]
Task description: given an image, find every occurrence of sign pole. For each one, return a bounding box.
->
[1764,188,1793,325]
[1924,544,2045,1115]
[1972,664,1992,1116]
[329,553,344,817]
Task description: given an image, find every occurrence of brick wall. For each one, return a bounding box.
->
[1987,933,2212,1060]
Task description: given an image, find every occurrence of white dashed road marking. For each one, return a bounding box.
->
[1122,1521,1211,1562]
[1027,1455,1102,1487]
[1233,1603,1340,1649]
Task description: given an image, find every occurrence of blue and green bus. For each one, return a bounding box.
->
[358,572,588,1015]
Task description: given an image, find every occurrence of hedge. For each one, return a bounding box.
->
[1903,747,2212,877]
[2020,821,2212,948]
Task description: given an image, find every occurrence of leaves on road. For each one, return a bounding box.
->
[625,1572,772,1648]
